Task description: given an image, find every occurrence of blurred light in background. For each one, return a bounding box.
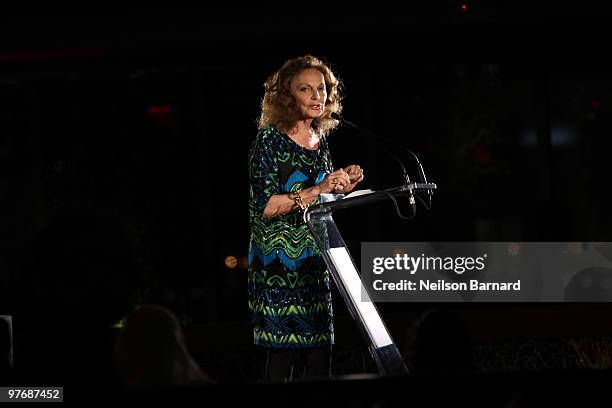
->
[224,255,238,269]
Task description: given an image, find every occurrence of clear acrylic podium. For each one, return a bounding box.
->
[304,182,436,376]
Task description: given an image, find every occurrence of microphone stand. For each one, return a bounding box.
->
[331,113,433,214]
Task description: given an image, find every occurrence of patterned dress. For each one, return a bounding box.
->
[248,124,334,349]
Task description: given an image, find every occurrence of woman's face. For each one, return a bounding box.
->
[290,68,327,120]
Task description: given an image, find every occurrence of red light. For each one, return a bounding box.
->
[147,105,172,115]
[591,99,601,110]
[146,104,173,127]
[460,3,469,12]
[239,257,249,269]
[474,144,492,163]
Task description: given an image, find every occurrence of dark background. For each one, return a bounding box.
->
[2,2,612,371]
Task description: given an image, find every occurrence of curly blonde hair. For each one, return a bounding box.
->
[258,55,343,137]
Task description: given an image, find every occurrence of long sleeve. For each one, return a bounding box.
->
[249,129,280,214]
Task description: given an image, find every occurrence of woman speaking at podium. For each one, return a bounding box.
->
[248,55,364,382]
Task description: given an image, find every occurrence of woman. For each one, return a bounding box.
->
[248,55,364,382]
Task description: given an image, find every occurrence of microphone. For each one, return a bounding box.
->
[331,112,432,207]
[331,112,416,211]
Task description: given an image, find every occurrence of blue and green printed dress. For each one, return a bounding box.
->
[248,124,334,349]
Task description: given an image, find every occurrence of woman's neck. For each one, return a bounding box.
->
[284,120,319,149]
[286,118,313,134]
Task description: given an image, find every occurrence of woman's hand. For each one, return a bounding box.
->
[342,164,365,193]
[318,169,351,194]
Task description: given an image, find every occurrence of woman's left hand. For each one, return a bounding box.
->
[342,164,365,193]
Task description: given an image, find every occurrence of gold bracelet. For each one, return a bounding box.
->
[291,189,309,211]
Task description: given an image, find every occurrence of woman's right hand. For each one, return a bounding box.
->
[318,169,351,194]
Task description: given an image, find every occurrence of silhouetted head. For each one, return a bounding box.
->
[114,304,208,387]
